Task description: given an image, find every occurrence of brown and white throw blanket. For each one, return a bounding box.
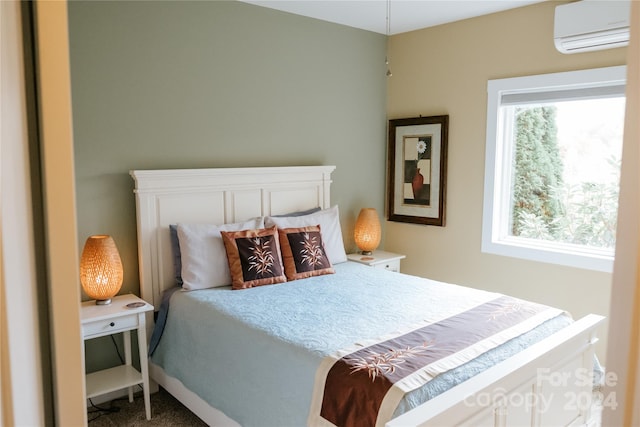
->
[308,296,564,427]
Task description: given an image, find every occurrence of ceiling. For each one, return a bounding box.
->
[239,0,546,35]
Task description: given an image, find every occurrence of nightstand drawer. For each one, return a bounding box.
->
[83,313,138,338]
[372,259,401,272]
[347,251,405,273]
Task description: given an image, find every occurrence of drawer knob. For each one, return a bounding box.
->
[109,322,115,327]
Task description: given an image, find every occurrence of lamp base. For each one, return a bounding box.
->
[95,298,112,305]
[360,250,373,256]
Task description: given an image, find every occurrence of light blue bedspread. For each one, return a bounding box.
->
[150,262,571,426]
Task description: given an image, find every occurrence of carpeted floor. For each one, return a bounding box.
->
[88,388,207,426]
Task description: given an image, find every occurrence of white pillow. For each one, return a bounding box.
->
[177,217,264,290]
[265,205,347,264]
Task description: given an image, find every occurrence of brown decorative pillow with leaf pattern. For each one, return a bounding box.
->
[278,225,335,281]
[221,226,287,290]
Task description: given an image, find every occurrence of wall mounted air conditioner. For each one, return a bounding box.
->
[554,0,630,54]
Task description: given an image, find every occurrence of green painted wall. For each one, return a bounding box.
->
[68,0,386,371]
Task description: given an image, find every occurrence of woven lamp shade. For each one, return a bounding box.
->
[80,235,123,305]
[354,208,381,255]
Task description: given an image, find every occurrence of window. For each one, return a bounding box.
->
[482,66,626,272]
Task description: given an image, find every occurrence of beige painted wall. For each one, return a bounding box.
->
[386,1,627,361]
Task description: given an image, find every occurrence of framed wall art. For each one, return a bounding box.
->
[387,115,449,226]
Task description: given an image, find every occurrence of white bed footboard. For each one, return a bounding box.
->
[387,314,604,427]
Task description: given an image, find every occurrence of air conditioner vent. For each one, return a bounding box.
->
[554,1,630,54]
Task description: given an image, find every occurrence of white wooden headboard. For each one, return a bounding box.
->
[130,166,336,308]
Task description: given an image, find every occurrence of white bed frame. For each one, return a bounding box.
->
[131,165,605,427]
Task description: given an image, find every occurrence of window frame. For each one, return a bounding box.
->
[482,65,626,272]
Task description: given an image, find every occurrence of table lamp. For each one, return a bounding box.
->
[354,208,381,255]
[80,235,123,305]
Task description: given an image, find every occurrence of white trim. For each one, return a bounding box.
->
[34,1,87,425]
[1,2,45,423]
[482,66,626,272]
[603,1,640,424]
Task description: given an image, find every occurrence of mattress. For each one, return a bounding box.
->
[149,261,572,426]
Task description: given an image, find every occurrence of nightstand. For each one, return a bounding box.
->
[81,294,154,420]
[347,250,406,273]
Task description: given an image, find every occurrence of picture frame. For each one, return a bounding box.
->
[387,115,448,226]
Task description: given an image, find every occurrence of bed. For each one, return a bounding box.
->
[130,165,605,427]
